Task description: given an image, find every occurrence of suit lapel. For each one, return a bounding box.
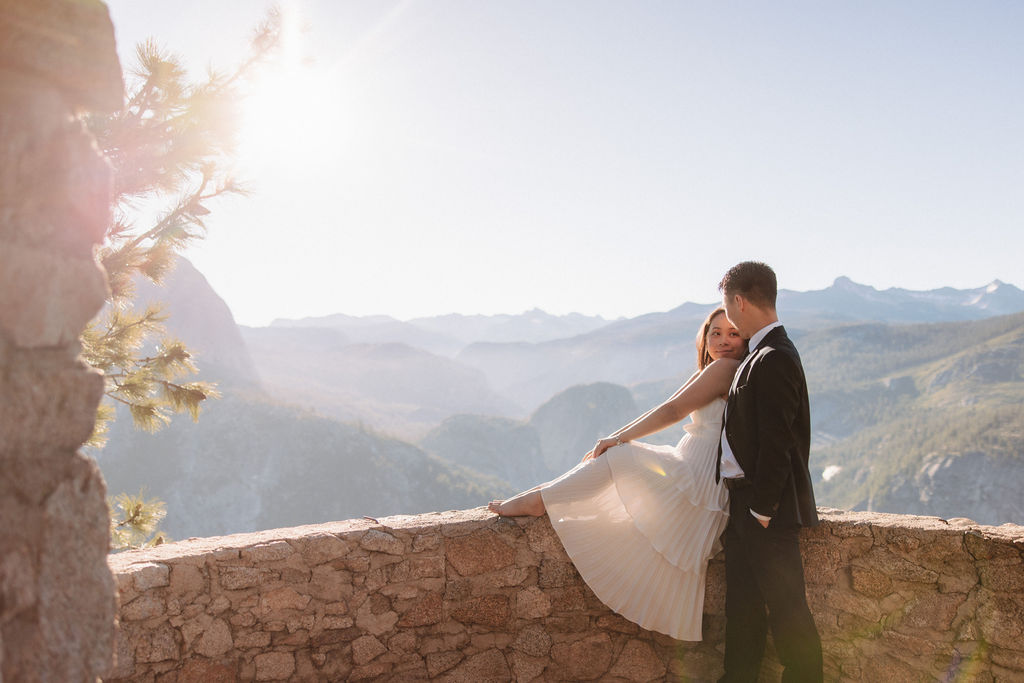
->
[727,325,786,401]
[730,350,754,395]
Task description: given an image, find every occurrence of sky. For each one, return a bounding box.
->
[104,1,1024,326]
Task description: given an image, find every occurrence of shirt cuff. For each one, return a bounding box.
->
[749,509,772,523]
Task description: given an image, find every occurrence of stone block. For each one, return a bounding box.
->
[802,541,843,585]
[446,531,517,576]
[207,595,231,615]
[354,598,399,635]
[0,244,108,348]
[902,593,965,632]
[469,631,514,650]
[308,564,353,601]
[258,586,311,615]
[193,618,233,658]
[242,541,294,563]
[511,623,552,657]
[351,634,387,665]
[254,651,295,681]
[382,582,421,600]
[412,532,441,552]
[397,591,442,627]
[989,645,1024,673]
[0,0,122,110]
[446,648,511,682]
[509,651,548,682]
[596,612,640,634]
[549,585,586,612]
[135,623,179,663]
[170,564,206,597]
[979,561,1024,592]
[544,613,590,632]
[851,565,893,598]
[129,562,170,591]
[2,351,106,452]
[360,529,405,555]
[525,517,565,554]
[538,558,578,588]
[391,652,427,678]
[349,660,392,680]
[235,631,272,649]
[388,555,445,582]
[965,532,1021,562]
[856,548,938,584]
[321,615,354,630]
[515,585,552,619]
[389,629,418,653]
[860,652,922,682]
[550,632,613,680]
[217,566,263,591]
[608,639,667,681]
[230,611,257,628]
[292,532,349,566]
[178,657,237,683]
[180,613,210,649]
[122,594,165,621]
[448,594,510,629]
[977,592,1024,651]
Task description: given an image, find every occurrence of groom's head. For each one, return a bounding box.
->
[718,261,778,338]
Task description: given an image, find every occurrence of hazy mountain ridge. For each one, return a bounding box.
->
[272,308,611,356]
[95,394,512,539]
[778,277,1024,326]
[418,383,641,490]
[96,258,1024,538]
[807,313,1024,524]
[454,280,1024,413]
[241,326,520,439]
[129,258,262,390]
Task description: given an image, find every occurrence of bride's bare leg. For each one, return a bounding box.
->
[488,484,547,517]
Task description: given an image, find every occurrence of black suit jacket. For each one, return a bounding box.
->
[721,326,818,527]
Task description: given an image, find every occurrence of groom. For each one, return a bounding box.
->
[716,262,823,682]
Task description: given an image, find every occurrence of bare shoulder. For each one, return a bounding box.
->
[705,357,741,374]
[698,358,741,389]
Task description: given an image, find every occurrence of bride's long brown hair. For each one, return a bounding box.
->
[695,307,745,371]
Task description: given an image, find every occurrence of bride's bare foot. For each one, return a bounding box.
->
[488,489,546,517]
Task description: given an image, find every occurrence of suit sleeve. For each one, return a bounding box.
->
[749,349,803,518]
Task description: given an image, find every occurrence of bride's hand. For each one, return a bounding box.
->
[584,437,618,461]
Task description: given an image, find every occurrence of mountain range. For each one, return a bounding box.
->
[92,259,1024,539]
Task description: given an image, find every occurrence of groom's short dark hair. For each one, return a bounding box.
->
[719,261,777,309]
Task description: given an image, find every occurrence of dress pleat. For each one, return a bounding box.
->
[540,398,729,641]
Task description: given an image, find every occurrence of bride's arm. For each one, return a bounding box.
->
[605,370,699,437]
[584,359,739,460]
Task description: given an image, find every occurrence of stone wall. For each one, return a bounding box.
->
[0,1,122,681]
[107,508,1024,682]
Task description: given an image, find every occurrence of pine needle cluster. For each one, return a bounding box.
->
[109,489,169,550]
[82,11,284,549]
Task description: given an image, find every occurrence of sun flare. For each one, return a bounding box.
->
[237,7,349,175]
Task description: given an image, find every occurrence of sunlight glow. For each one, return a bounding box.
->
[237,4,352,176]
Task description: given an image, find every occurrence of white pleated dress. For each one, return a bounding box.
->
[540,397,729,641]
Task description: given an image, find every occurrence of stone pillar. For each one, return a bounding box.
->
[0,1,123,680]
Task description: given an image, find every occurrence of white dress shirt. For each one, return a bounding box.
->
[720,321,783,521]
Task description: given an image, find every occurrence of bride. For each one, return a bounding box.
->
[488,307,746,640]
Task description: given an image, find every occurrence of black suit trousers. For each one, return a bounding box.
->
[720,487,823,683]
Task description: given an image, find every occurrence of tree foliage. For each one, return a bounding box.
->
[84,11,283,549]
[109,490,168,549]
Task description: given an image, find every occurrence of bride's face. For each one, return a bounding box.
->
[706,313,745,361]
